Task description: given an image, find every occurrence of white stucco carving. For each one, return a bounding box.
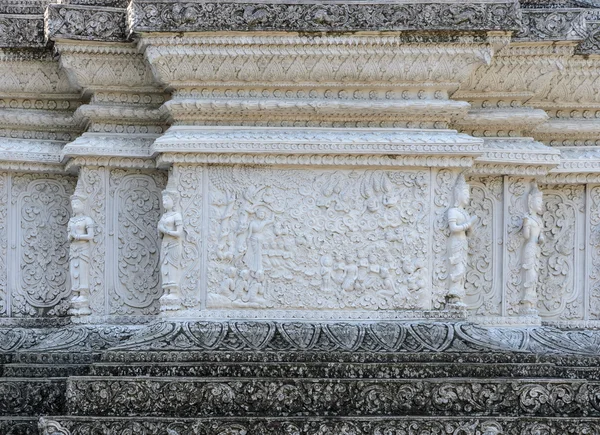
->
[447,174,478,308]
[2,27,600,328]
[158,189,184,312]
[520,184,545,315]
[67,194,93,317]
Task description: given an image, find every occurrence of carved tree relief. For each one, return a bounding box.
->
[11,175,75,316]
[505,177,529,316]
[78,167,107,316]
[589,185,600,320]
[174,164,204,308]
[465,176,503,316]
[538,184,584,320]
[0,173,7,316]
[109,170,165,315]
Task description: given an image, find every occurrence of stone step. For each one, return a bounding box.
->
[0,378,65,416]
[101,348,600,365]
[65,376,600,418]
[33,415,600,434]
[4,364,89,378]
[88,360,600,380]
[0,417,37,435]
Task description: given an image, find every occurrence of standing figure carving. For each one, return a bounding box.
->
[158,190,184,312]
[447,174,477,308]
[67,194,94,317]
[520,183,544,315]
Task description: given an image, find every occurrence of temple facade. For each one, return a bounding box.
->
[4,0,600,434]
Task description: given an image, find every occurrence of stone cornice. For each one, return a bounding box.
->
[140,34,499,89]
[61,132,156,160]
[469,137,561,175]
[128,0,521,34]
[153,126,483,155]
[0,138,64,164]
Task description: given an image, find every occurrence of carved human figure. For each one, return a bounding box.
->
[520,184,545,314]
[320,255,333,292]
[447,174,477,307]
[158,190,184,311]
[67,194,94,317]
[244,207,274,273]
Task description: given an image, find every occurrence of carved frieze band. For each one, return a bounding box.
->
[129,0,521,33]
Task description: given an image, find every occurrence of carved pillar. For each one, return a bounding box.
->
[0,48,82,318]
[52,42,168,322]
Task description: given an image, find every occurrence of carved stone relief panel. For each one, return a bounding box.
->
[0,173,7,316]
[504,177,531,316]
[172,164,204,308]
[431,169,458,310]
[206,166,431,311]
[465,176,503,316]
[9,173,75,317]
[77,166,107,316]
[538,184,585,320]
[107,169,166,315]
[588,185,600,320]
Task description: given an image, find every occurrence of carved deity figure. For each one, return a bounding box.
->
[244,207,274,273]
[67,194,94,317]
[447,174,477,308]
[520,184,545,314]
[158,190,184,311]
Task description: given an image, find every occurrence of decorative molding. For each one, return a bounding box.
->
[62,133,157,159]
[129,0,521,33]
[516,9,588,42]
[157,153,475,169]
[45,4,127,43]
[140,35,498,90]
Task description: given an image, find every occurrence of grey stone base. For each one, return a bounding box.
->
[31,416,600,435]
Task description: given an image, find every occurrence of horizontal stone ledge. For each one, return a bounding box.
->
[153,127,483,155]
[164,99,471,124]
[64,376,600,417]
[128,0,521,34]
[31,416,600,435]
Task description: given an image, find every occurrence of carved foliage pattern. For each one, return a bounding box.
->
[538,184,584,320]
[108,170,165,315]
[207,166,430,311]
[465,176,502,315]
[174,164,204,307]
[130,1,520,33]
[11,174,75,317]
[35,418,600,435]
[66,376,600,418]
[78,167,107,316]
[0,173,6,316]
[589,185,600,319]
[432,169,456,309]
[505,177,529,316]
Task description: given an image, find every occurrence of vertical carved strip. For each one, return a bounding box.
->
[538,184,585,320]
[174,164,204,307]
[108,169,166,315]
[504,177,533,316]
[465,176,503,315]
[589,185,600,319]
[78,167,107,316]
[0,173,7,316]
[10,174,75,316]
[432,169,457,309]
